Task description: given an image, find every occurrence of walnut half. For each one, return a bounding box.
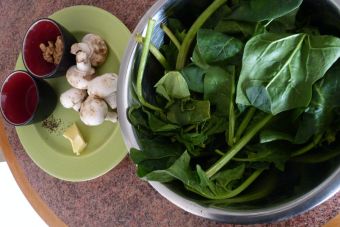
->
[39,35,64,64]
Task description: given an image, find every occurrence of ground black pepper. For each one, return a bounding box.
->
[41,114,62,134]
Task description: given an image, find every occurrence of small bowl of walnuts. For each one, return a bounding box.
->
[22,18,76,78]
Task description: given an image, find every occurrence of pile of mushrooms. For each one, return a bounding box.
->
[60,34,118,126]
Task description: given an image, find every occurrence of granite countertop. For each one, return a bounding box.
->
[0,0,339,226]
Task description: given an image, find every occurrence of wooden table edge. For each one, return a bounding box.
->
[0,119,66,227]
[324,213,340,227]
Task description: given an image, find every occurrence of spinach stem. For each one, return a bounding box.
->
[218,169,264,199]
[291,134,323,157]
[184,124,196,133]
[161,23,181,50]
[291,148,340,163]
[136,19,162,112]
[209,171,277,205]
[190,169,265,199]
[206,114,273,178]
[176,0,227,70]
[136,34,170,70]
[227,67,236,146]
[232,157,249,162]
[214,149,225,156]
[234,107,256,142]
[263,19,274,28]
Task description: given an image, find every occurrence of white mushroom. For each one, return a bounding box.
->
[104,92,117,109]
[70,34,108,67]
[60,88,87,111]
[80,96,108,126]
[105,111,118,123]
[71,42,91,57]
[75,51,91,72]
[87,73,118,109]
[66,66,95,90]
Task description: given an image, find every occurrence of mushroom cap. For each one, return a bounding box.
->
[66,65,95,89]
[60,88,87,110]
[104,92,117,109]
[87,73,118,98]
[70,42,91,56]
[80,96,108,126]
[81,34,108,67]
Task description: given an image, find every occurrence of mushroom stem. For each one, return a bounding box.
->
[105,111,118,123]
[75,51,92,72]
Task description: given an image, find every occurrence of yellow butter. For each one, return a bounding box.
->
[63,123,87,156]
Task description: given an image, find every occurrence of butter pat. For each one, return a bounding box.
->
[63,123,87,156]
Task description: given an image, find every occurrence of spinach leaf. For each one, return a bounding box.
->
[203,115,229,136]
[132,151,195,188]
[259,130,294,143]
[142,108,181,132]
[160,42,179,69]
[154,71,190,102]
[191,46,210,70]
[129,105,181,133]
[197,29,243,63]
[211,164,245,190]
[234,143,291,171]
[128,105,149,129]
[130,137,184,182]
[176,131,208,156]
[236,33,340,114]
[204,66,234,116]
[229,0,303,22]
[167,99,210,126]
[266,8,299,33]
[181,65,205,93]
[260,63,340,144]
[208,170,278,207]
[135,151,263,199]
[186,165,265,200]
[215,20,255,38]
[295,64,340,143]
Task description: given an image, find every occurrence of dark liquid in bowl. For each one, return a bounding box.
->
[1,72,38,124]
[23,20,61,77]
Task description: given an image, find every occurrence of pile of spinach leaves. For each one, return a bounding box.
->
[128,0,340,205]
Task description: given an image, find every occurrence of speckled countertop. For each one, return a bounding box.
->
[0,0,339,226]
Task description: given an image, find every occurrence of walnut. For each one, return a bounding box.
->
[39,41,54,64]
[53,36,64,64]
[39,36,64,65]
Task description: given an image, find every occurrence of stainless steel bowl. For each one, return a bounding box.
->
[118,0,340,223]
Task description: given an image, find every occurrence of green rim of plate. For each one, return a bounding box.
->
[15,5,130,182]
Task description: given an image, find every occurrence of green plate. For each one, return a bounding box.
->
[15,5,130,181]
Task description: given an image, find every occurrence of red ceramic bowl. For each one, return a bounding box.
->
[0,71,57,126]
[22,18,76,78]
